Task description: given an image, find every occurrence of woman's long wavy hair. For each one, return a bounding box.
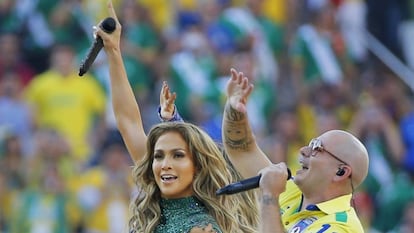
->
[128,122,258,232]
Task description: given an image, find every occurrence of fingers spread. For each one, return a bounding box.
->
[230,68,238,81]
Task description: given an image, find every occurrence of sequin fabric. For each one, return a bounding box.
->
[154,196,222,233]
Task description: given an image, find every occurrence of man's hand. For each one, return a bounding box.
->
[259,163,289,196]
[226,68,254,113]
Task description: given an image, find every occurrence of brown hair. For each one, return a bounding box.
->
[128,122,258,232]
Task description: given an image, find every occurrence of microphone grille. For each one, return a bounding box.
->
[100,17,116,33]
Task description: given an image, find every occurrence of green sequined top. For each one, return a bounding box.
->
[154,196,223,233]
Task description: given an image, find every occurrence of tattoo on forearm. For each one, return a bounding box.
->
[223,132,252,151]
[225,105,245,121]
[223,105,252,150]
[260,195,278,206]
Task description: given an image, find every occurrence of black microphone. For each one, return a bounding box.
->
[79,17,116,76]
[216,168,292,195]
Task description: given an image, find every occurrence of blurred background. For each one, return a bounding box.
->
[1,0,414,232]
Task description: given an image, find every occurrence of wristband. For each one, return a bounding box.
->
[157,105,184,122]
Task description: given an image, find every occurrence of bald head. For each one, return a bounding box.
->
[319,130,369,188]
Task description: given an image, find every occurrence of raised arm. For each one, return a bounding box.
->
[222,68,271,178]
[96,1,146,163]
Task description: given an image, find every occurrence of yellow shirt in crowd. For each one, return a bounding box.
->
[24,71,106,162]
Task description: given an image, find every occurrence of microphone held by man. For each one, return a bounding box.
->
[78,17,116,76]
[216,168,292,195]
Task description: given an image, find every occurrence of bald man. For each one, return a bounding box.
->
[222,68,369,233]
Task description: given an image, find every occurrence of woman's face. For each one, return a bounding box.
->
[152,131,196,199]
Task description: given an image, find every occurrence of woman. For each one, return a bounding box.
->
[96,1,257,232]
[131,122,249,232]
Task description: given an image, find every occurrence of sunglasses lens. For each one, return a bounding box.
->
[310,140,315,149]
[309,139,321,151]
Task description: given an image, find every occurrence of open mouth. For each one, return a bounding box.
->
[161,175,177,181]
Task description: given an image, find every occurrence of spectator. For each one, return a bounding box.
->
[0,71,34,157]
[76,141,132,233]
[23,44,106,164]
[0,33,36,87]
[290,0,354,94]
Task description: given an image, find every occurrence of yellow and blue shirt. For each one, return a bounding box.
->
[279,181,364,232]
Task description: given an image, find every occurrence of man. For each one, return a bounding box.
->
[222,68,369,232]
[24,44,106,163]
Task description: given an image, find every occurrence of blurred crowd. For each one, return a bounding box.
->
[1,0,414,232]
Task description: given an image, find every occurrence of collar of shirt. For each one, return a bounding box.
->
[314,194,352,214]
